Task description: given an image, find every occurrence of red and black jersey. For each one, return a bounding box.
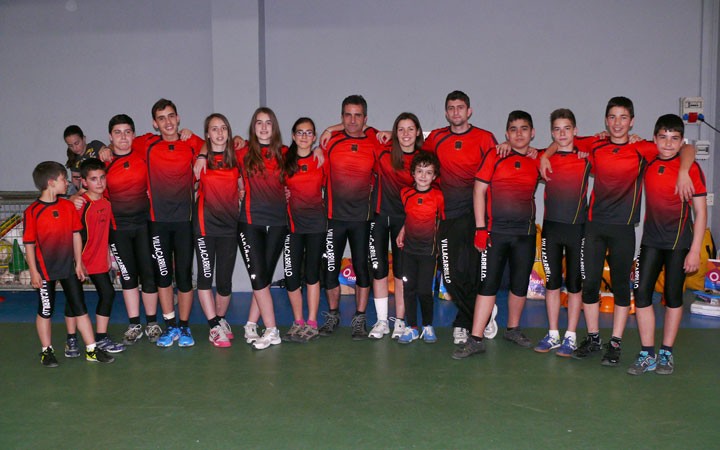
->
[105,150,149,230]
[642,155,706,249]
[542,136,595,225]
[422,126,497,219]
[23,198,82,280]
[194,151,241,237]
[237,144,287,226]
[374,145,418,217]
[133,132,204,223]
[476,150,540,235]
[285,153,327,234]
[401,186,445,256]
[587,139,657,225]
[79,194,113,275]
[325,128,380,221]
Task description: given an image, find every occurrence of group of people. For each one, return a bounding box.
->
[27,91,705,377]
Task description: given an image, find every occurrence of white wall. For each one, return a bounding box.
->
[1,0,718,288]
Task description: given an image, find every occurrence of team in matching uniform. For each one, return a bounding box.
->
[26,93,704,376]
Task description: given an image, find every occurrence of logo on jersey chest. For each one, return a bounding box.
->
[351,144,358,152]
[52,211,59,218]
[612,147,620,154]
[301,164,308,172]
[514,161,521,170]
[454,141,462,150]
[658,166,665,175]
[168,144,175,151]
[417,197,423,205]
[123,161,130,169]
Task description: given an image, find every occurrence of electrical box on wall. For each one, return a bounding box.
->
[680,97,704,123]
[695,140,710,160]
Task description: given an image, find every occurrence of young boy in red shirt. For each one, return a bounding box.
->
[24,161,114,366]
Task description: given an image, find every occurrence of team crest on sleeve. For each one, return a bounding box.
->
[454,141,462,150]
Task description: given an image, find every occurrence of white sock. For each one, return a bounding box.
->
[564,331,577,341]
[549,330,560,340]
[86,343,96,352]
[246,321,256,326]
[162,312,175,321]
[374,297,388,321]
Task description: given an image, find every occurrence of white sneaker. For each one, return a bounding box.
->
[209,325,231,348]
[368,320,390,339]
[390,318,406,340]
[252,328,281,350]
[453,327,469,345]
[244,323,260,344]
[219,318,234,340]
[483,304,498,339]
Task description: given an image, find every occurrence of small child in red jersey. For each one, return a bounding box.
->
[24,161,114,367]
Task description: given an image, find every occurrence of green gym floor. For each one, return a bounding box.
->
[1,291,719,449]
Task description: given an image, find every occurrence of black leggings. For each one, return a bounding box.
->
[238,222,287,290]
[195,235,238,295]
[437,213,478,329]
[148,221,194,292]
[633,245,688,309]
[325,219,371,289]
[369,214,404,280]
[284,231,325,292]
[109,225,158,293]
[478,232,535,297]
[582,222,635,307]
[39,277,85,319]
[402,252,437,327]
[88,272,116,317]
[541,221,584,293]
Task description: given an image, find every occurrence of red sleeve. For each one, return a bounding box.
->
[637,140,659,161]
[71,202,83,233]
[22,207,36,245]
[475,149,499,183]
[421,130,438,152]
[438,190,446,220]
[691,163,707,196]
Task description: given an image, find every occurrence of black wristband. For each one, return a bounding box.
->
[197,154,208,159]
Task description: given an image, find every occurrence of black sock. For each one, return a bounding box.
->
[208,317,220,328]
[660,344,673,353]
[146,314,157,324]
[217,315,225,320]
[165,317,177,328]
[588,332,600,343]
[641,346,655,356]
[67,333,77,340]
[179,320,189,328]
[330,308,339,314]
[96,332,107,341]
[610,336,622,347]
[506,327,517,332]
[471,335,483,342]
[355,310,365,316]
[129,316,141,325]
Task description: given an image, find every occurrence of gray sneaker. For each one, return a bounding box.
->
[452,338,486,360]
[144,322,163,343]
[122,324,143,345]
[656,349,674,375]
[627,351,657,375]
[351,313,368,340]
[503,328,532,348]
[318,311,340,337]
[292,324,319,343]
[283,323,304,342]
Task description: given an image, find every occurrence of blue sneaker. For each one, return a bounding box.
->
[398,327,420,344]
[534,334,561,353]
[626,351,657,375]
[656,349,674,375]
[421,325,437,343]
[556,335,577,358]
[178,327,195,347]
[156,326,181,347]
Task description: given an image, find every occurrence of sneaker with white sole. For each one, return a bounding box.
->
[453,327,469,345]
[156,326,180,347]
[390,318,406,340]
[626,351,656,375]
[368,320,390,339]
[96,336,125,354]
[144,322,163,343]
[244,323,260,344]
[398,327,420,344]
[219,318,234,340]
[421,325,437,343]
[253,328,281,350]
[178,327,195,347]
[209,325,231,348]
[283,323,304,342]
[64,337,80,358]
[483,304,498,339]
[123,324,144,346]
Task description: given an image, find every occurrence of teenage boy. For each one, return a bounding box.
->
[422,91,499,345]
[319,95,379,340]
[104,114,161,345]
[540,97,696,366]
[396,151,445,344]
[64,159,125,357]
[627,114,706,375]
[454,111,540,359]
[534,109,592,356]
[24,161,114,366]
[133,99,204,348]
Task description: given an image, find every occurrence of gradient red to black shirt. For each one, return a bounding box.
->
[79,193,113,275]
[105,151,149,229]
[374,145,418,217]
[476,150,540,235]
[643,156,706,249]
[23,198,82,280]
[194,152,241,237]
[285,153,326,233]
[237,145,287,226]
[401,186,445,256]
[325,128,379,221]
[422,126,497,219]
[541,136,595,224]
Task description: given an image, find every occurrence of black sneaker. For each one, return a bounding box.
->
[503,328,532,348]
[318,311,340,337]
[86,348,115,364]
[40,347,59,368]
[351,313,368,340]
[452,338,486,360]
[601,341,622,366]
[572,335,603,359]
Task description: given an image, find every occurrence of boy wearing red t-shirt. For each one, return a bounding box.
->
[24,161,114,367]
[628,114,706,375]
